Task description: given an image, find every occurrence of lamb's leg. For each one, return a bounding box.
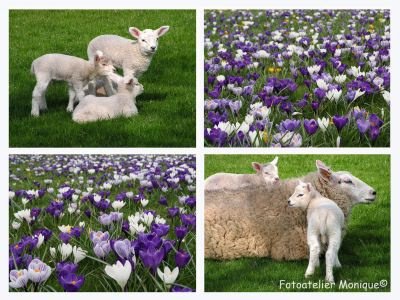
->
[67,86,76,112]
[31,77,50,116]
[305,235,320,278]
[102,76,116,96]
[68,83,84,112]
[325,233,341,283]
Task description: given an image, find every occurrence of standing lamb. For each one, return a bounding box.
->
[205,160,376,260]
[205,156,279,191]
[72,76,143,123]
[87,26,170,95]
[31,51,114,116]
[288,181,344,282]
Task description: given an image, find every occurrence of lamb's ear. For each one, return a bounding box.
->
[306,183,312,192]
[252,162,262,173]
[316,160,332,181]
[129,27,141,39]
[94,50,103,62]
[127,78,134,85]
[271,156,278,166]
[156,26,170,37]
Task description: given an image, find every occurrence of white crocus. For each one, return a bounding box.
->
[9,191,15,200]
[14,209,32,224]
[157,266,179,286]
[105,261,132,291]
[50,247,57,259]
[93,194,102,203]
[382,90,390,105]
[21,198,29,206]
[140,198,149,207]
[353,89,365,101]
[216,75,225,82]
[58,225,72,233]
[12,221,21,230]
[58,243,73,261]
[307,64,321,75]
[317,117,330,132]
[335,74,347,84]
[72,194,79,202]
[79,221,85,228]
[316,79,328,91]
[112,200,126,211]
[248,131,260,147]
[73,246,87,264]
[129,223,146,235]
[238,122,249,134]
[244,114,254,124]
[36,234,45,249]
[142,212,154,226]
[326,89,342,102]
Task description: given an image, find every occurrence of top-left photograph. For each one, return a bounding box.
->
[9,10,196,147]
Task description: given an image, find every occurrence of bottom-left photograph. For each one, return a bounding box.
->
[9,154,196,292]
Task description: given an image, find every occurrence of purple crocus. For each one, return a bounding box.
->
[168,207,180,218]
[303,119,319,135]
[171,285,193,292]
[58,273,85,292]
[332,115,349,131]
[356,118,370,134]
[56,262,78,276]
[369,126,380,141]
[175,226,188,240]
[139,246,164,273]
[175,250,191,268]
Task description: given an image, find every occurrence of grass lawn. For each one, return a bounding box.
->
[9,10,196,147]
[204,154,390,292]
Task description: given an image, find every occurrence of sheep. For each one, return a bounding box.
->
[205,160,376,260]
[31,51,114,116]
[288,181,344,282]
[87,26,170,95]
[72,75,144,124]
[205,156,279,192]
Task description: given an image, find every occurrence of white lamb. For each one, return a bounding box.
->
[72,76,144,124]
[205,156,279,191]
[87,26,169,95]
[288,180,344,283]
[31,51,114,116]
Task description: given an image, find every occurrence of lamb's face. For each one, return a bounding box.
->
[93,52,115,76]
[252,156,280,185]
[333,171,376,204]
[133,82,144,97]
[129,26,170,56]
[288,182,312,208]
[316,160,376,205]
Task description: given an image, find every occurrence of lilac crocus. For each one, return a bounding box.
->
[356,118,370,134]
[90,231,110,244]
[94,241,111,258]
[113,239,132,259]
[27,259,51,283]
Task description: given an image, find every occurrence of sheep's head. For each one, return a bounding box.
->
[121,76,144,96]
[129,26,170,56]
[288,180,315,209]
[93,51,115,76]
[252,156,280,185]
[316,160,376,205]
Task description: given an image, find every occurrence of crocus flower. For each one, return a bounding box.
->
[58,243,73,261]
[113,239,132,259]
[94,241,111,258]
[90,231,110,244]
[175,250,191,268]
[59,273,85,292]
[27,259,51,283]
[369,126,380,141]
[175,226,188,240]
[303,119,319,135]
[157,266,179,286]
[171,285,193,292]
[9,269,29,289]
[139,246,164,273]
[72,246,87,264]
[112,200,126,211]
[333,115,349,131]
[317,117,329,132]
[356,118,370,134]
[56,262,78,276]
[104,260,132,290]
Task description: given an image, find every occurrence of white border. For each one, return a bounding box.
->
[2,0,398,299]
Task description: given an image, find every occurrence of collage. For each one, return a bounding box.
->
[2,0,397,299]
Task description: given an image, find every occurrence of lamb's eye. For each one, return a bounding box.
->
[142,39,145,42]
[345,179,353,184]
[297,194,303,197]
[264,172,270,175]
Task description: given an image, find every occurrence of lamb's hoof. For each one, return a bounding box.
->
[304,272,313,278]
[66,106,74,113]
[31,110,40,117]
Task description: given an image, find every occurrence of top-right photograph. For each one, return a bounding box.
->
[204,9,390,147]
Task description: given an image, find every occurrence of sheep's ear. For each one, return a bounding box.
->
[316,160,332,181]
[252,162,262,173]
[156,26,170,37]
[306,183,312,192]
[129,27,141,39]
[127,78,134,85]
[271,156,278,166]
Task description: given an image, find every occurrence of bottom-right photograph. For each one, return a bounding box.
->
[204,155,390,292]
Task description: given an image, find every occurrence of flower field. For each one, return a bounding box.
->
[9,155,196,292]
[204,10,390,147]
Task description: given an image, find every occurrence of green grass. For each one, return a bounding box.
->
[9,10,196,147]
[205,155,390,292]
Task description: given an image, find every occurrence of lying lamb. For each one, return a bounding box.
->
[288,181,344,282]
[31,51,114,116]
[205,156,279,191]
[205,160,376,260]
[72,76,143,123]
[87,25,169,95]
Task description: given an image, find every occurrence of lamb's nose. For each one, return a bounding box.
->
[372,190,377,196]
[151,46,156,51]
[275,177,279,182]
